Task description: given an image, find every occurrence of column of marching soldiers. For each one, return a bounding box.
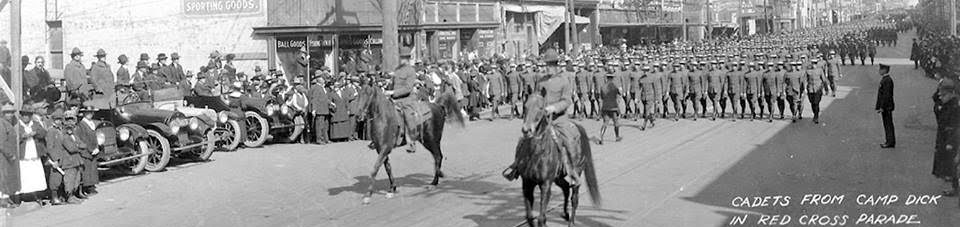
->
[449,21,903,133]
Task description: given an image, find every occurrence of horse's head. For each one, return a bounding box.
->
[351,85,378,121]
[521,90,550,138]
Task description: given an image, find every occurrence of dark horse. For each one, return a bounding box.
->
[515,93,601,227]
[351,84,464,204]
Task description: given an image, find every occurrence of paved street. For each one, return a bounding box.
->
[5,31,959,227]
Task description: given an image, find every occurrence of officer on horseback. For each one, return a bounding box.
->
[503,48,580,186]
[385,54,422,153]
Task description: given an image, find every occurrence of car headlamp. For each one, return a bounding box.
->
[281,105,291,116]
[218,112,229,123]
[189,117,200,130]
[118,127,131,141]
[267,104,277,116]
[96,132,106,145]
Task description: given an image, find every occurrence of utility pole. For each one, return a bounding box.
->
[738,0,743,37]
[11,0,21,109]
[570,0,579,55]
[382,0,399,70]
[706,0,712,39]
[564,0,571,54]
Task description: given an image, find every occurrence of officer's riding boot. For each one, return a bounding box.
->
[50,190,64,205]
[405,125,418,153]
[560,143,580,186]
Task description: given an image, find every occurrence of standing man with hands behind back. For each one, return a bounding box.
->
[876,64,895,148]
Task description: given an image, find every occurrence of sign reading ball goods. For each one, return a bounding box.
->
[183,0,262,16]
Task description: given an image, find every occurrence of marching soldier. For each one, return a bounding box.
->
[784,62,807,121]
[505,62,523,118]
[707,61,727,120]
[618,59,634,119]
[744,62,763,120]
[668,63,687,120]
[806,59,827,124]
[628,61,644,120]
[658,62,671,118]
[687,62,706,119]
[575,62,593,119]
[638,65,658,129]
[825,51,842,97]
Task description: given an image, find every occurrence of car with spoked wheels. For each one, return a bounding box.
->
[236,83,306,147]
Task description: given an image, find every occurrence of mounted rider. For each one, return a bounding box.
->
[503,48,581,186]
[385,53,426,153]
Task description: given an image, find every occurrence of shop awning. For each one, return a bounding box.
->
[503,3,589,44]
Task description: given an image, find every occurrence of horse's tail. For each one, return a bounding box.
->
[436,90,465,128]
[576,123,602,208]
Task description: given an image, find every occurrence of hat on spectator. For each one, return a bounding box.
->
[171,52,181,60]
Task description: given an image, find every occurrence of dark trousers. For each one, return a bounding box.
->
[881,110,896,145]
[808,91,823,119]
[49,166,80,197]
[81,157,99,187]
[313,115,330,143]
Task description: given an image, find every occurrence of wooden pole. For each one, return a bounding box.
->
[951,0,957,35]
[382,0,399,70]
[11,0,21,108]
[564,0,571,54]
[570,0,579,55]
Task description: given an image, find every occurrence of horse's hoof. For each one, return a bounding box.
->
[361,197,372,205]
[438,171,446,178]
[424,185,437,190]
[385,192,395,199]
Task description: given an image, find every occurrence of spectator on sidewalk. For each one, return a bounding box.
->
[876,64,895,148]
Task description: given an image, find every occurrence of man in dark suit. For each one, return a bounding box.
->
[75,109,100,197]
[308,75,332,144]
[876,64,895,148]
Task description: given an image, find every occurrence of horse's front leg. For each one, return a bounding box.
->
[362,151,389,205]
[539,181,553,227]
[523,180,536,227]
[383,157,398,198]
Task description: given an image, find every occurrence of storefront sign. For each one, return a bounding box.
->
[340,34,383,47]
[309,36,334,47]
[183,0,262,16]
[276,37,307,51]
[437,31,458,42]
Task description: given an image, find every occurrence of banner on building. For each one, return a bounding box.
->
[183,0,262,16]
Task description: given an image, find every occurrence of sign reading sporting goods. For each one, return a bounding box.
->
[183,0,261,16]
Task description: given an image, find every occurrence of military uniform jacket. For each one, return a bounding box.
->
[629,70,643,94]
[744,70,762,95]
[707,70,726,94]
[638,74,658,101]
[391,65,418,102]
[669,70,688,94]
[826,58,841,77]
[575,71,592,95]
[592,71,605,95]
[687,70,705,94]
[522,71,538,94]
[505,71,522,94]
[805,68,826,93]
[540,71,574,113]
[616,70,632,94]
[651,72,665,98]
[657,71,670,97]
[761,70,782,96]
[784,70,806,96]
[875,75,894,111]
[486,71,505,97]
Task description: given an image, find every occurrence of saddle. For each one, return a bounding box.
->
[548,120,584,181]
[397,100,432,129]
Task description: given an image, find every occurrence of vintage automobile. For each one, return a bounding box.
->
[84,106,153,175]
[112,84,219,171]
[149,87,243,152]
[183,95,245,151]
[237,82,306,147]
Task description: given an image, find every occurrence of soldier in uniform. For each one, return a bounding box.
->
[744,62,763,120]
[573,62,589,119]
[876,64,895,148]
[505,62,523,118]
[762,62,785,122]
[503,48,580,185]
[385,55,422,153]
[628,61,644,120]
[806,59,827,124]
[867,41,877,65]
[825,51,842,97]
[657,62,671,118]
[784,62,807,121]
[486,64,506,120]
[707,61,727,120]
[116,55,132,85]
[837,41,848,65]
[668,63,687,120]
[592,61,607,119]
[617,59,634,119]
[638,65,658,128]
[687,62,706,119]
[598,69,622,144]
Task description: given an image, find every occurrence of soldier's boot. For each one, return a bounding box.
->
[66,191,84,205]
[559,143,580,186]
[405,127,419,153]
